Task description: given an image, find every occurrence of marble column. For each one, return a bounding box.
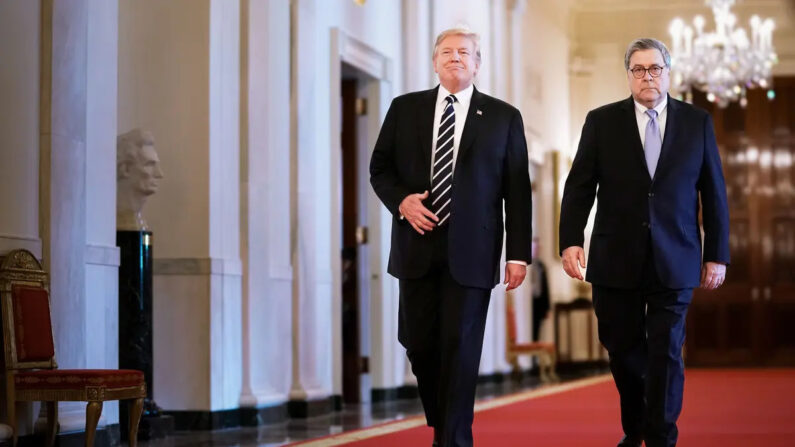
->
[288,0,334,414]
[85,0,123,431]
[40,0,91,433]
[238,0,293,423]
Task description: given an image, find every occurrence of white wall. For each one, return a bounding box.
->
[0,1,41,438]
[119,0,242,412]
[432,0,494,94]
[0,0,40,257]
[118,0,210,259]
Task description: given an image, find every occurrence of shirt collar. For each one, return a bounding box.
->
[634,95,668,116]
[438,83,474,109]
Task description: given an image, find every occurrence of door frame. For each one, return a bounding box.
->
[329,28,394,402]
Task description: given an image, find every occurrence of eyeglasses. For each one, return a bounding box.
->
[629,65,666,79]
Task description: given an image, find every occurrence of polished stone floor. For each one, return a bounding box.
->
[138,369,605,447]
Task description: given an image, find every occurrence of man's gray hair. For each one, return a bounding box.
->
[433,27,481,63]
[624,38,671,70]
[117,129,154,169]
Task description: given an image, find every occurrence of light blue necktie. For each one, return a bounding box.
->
[644,109,661,177]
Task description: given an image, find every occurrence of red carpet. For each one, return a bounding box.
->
[292,369,795,446]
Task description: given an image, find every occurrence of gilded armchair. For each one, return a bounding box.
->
[0,249,146,446]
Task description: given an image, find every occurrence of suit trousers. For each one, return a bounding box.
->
[398,226,491,447]
[591,238,692,447]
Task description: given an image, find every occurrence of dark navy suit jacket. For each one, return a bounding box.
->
[370,86,532,289]
[559,95,730,290]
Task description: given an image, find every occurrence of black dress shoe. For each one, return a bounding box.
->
[617,435,642,447]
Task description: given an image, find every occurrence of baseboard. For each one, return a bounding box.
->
[477,371,511,385]
[371,387,399,402]
[555,360,609,375]
[165,408,240,431]
[287,396,334,418]
[331,394,343,412]
[397,385,420,400]
[239,403,289,426]
[147,397,335,431]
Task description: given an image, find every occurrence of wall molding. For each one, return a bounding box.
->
[153,257,244,276]
[0,234,42,258]
[335,29,393,83]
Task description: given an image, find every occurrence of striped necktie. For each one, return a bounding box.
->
[430,95,456,226]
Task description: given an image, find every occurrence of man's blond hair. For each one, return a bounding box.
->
[433,27,481,63]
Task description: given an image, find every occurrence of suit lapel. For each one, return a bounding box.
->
[456,86,486,165]
[656,94,679,176]
[417,86,439,182]
[621,96,652,182]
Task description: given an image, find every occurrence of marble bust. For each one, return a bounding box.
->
[116,129,164,231]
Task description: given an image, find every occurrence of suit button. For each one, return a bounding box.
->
[642,222,649,227]
[648,192,654,197]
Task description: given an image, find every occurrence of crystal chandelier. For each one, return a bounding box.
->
[668,0,778,108]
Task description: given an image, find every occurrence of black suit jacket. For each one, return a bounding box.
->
[370,86,532,289]
[559,95,730,289]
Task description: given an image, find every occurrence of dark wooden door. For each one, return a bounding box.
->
[686,77,795,366]
[759,78,795,365]
[341,79,361,402]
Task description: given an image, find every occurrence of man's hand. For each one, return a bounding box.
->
[399,191,439,235]
[562,246,586,281]
[504,263,527,291]
[700,262,726,290]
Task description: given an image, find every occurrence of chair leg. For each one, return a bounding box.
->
[45,401,58,447]
[507,354,521,381]
[6,376,17,447]
[539,352,551,383]
[128,398,144,447]
[84,401,103,447]
[549,351,560,382]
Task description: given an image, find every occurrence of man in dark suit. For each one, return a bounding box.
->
[559,38,729,447]
[370,28,532,447]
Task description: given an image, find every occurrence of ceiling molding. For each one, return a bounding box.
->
[572,0,791,14]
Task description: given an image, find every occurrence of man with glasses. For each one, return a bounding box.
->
[559,38,730,447]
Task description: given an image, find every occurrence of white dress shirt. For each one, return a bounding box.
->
[634,96,668,149]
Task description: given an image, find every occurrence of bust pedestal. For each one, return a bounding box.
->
[117,231,174,440]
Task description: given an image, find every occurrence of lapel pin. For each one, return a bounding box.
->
[476,110,482,115]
